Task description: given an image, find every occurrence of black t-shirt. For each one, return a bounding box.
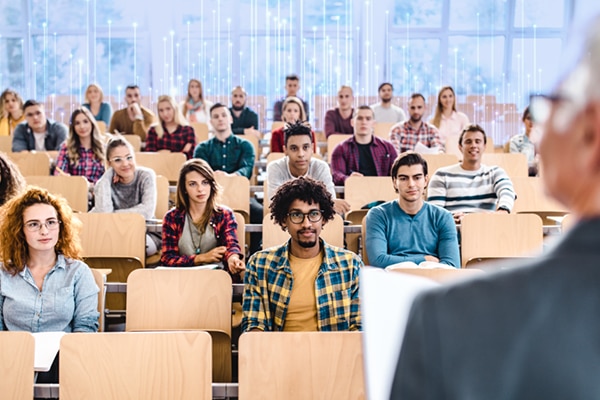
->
[357,142,377,176]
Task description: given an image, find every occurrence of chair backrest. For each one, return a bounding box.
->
[481,153,528,179]
[96,121,107,134]
[135,151,187,183]
[327,134,352,163]
[421,153,459,177]
[361,214,369,264]
[0,332,34,400]
[344,176,396,212]
[0,136,11,153]
[215,174,250,222]
[190,122,209,144]
[511,177,569,215]
[373,122,395,140]
[239,331,365,400]
[266,152,285,164]
[234,211,246,259]
[460,213,544,267]
[90,268,107,332]
[60,331,212,400]
[239,133,260,161]
[262,213,345,249]
[8,151,51,176]
[122,134,142,152]
[155,175,170,219]
[271,121,285,132]
[25,175,89,212]
[386,267,485,283]
[126,269,232,336]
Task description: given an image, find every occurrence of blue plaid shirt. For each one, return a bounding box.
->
[242,239,362,332]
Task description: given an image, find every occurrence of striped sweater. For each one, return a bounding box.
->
[427,163,516,213]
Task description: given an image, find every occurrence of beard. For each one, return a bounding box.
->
[296,229,318,248]
[231,103,245,111]
[381,97,392,104]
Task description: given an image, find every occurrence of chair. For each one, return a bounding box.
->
[271,121,285,132]
[561,214,575,233]
[481,153,529,179]
[0,331,35,400]
[344,176,396,212]
[90,268,108,332]
[190,122,210,144]
[155,175,170,219]
[8,151,51,176]
[123,134,142,151]
[135,151,187,183]
[234,211,246,259]
[96,120,107,134]
[511,177,569,224]
[0,136,11,153]
[266,151,285,164]
[126,269,233,382]
[386,267,485,283]
[327,134,352,163]
[239,331,365,400]
[240,133,260,161]
[421,153,459,176]
[262,213,345,249]
[60,331,212,400]
[25,175,89,212]
[76,213,146,310]
[373,122,395,140]
[460,213,544,267]
[215,174,250,222]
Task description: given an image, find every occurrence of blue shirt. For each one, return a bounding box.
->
[365,201,460,268]
[83,102,113,126]
[0,255,99,332]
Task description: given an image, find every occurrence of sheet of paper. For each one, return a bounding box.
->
[360,267,438,400]
[33,331,66,372]
[414,141,440,154]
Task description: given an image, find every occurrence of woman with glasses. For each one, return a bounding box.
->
[161,159,244,278]
[429,86,470,145]
[145,95,196,159]
[0,187,99,380]
[55,107,106,185]
[509,106,539,176]
[91,135,159,256]
[0,88,25,136]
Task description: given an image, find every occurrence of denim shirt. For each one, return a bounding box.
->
[0,255,99,332]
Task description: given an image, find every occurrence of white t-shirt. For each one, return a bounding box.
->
[34,131,47,150]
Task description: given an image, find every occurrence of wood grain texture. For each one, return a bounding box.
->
[0,332,35,400]
[26,175,89,212]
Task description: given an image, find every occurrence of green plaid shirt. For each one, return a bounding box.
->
[193,134,255,179]
[242,239,362,332]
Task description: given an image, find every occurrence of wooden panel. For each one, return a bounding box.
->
[135,151,186,183]
[155,175,170,219]
[239,331,365,400]
[8,151,51,176]
[0,332,34,400]
[326,134,352,163]
[373,122,395,140]
[482,153,528,180]
[26,175,89,212]
[60,331,212,400]
[215,174,250,221]
[190,122,209,144]
[344,176,396,212]
[460,213,544,267]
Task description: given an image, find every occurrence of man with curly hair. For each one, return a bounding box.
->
[242,176,362,332]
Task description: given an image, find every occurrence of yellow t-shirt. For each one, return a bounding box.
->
[283,251,322,331]
[0,114,25,136]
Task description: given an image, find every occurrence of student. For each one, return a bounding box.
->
[0,187,99,381]
[429,86,470,145]
[12,99,67,151]
[145,95,196,159]
[181,78,214,127]
[0,88,25,136]
[270,96,316,154]
[82,83,113,126]
[508,106,538,176]
[55,107,106,184]
[91,135,159,256]
[161,159,245,277]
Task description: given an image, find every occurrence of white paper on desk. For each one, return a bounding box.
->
[33,331,65,372]
[155,264,221,270]
[414,141,440,154]
[360,267,438,400]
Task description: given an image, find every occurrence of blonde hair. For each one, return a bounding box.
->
[0,88,24,120]
[153,95,188,138]
[281,96,307,123]
[84,83,104,104]
[430,86,457,128]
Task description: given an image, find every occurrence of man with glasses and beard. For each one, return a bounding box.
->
[242,176,362,332]
[229,86,261,138]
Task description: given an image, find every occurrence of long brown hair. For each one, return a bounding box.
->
[67,107,106,167]
[430,86,457,128]
[0,187,82,275]
[0,153,26,205]
[176,159,222,233]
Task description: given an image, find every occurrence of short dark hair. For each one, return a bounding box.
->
[285,74,300,82]
[391,152,428,179]
[522,106,531,123]
[209,102,228,115]
[270,177,335,228]
[23,99,43,112]
[284,121,313,146]
[125,85,139,91]
[459,124,487,145]
[354,105,374,119]
[378,82,393,92]
[410,93,426,103]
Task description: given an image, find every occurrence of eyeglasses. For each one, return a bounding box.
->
[287,210,323,224]
[110,155,134,164]
[24,219,61,232]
